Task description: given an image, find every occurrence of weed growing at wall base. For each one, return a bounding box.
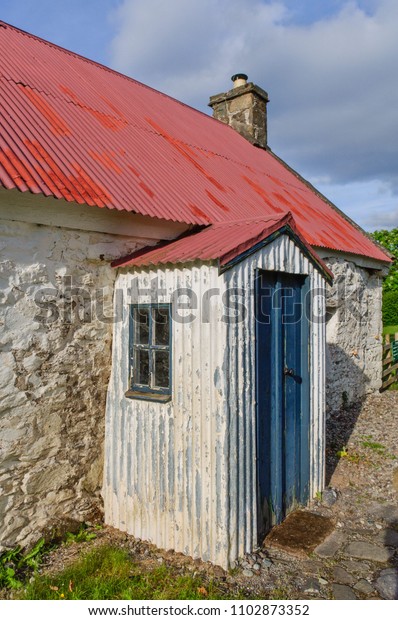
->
[0,538,46,589]
[0,528,236,600]
[0,524,98,594]
[64,523,98,545]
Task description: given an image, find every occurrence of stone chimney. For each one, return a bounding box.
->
[208,74,269,149]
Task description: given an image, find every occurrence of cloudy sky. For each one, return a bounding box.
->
[2,0,398,230]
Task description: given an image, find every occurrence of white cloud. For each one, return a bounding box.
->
[110,0,288,103]
[109,0,398,229]
[314,178,398,230]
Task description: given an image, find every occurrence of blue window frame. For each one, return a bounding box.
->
[128,304,172,400]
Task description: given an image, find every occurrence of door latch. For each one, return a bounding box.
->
[283,367,295,377]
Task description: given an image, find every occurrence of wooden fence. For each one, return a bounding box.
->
[381,333,398,390]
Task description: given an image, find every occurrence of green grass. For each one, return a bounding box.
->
[361,440,386,453]
[359,435,396,460]
[18,545,231,600]
[383,325,398,335]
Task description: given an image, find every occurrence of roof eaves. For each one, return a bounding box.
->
[313,245,392,267]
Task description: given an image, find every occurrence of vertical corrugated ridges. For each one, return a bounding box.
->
[104,265,229,566]
[104,234,326,568]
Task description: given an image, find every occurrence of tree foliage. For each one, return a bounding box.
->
[382,291,398,326]
[370,228,398,292]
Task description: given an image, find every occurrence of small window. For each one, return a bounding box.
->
[127,304,171,400]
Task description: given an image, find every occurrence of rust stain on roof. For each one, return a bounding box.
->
[70,162,111,206]
[0,147,31,190]
[100,96,128,123]
[242,174,283,211]
[86,108,126,131]
[88,150,122,174]
[23,139,112,206]
[189,204,212,223]
[268,174,285,188]
[126,164,154,197]
[25,139,83,201]
[145,117,226,194]
[58,84,82,104]
[139,181,155,198]
[205,190,229,212]
[21,85,71,136]
[59,84,127,131]
[127,164,141,178]
[272,191,293,208]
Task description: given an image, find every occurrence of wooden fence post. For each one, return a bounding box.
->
[381,332,398,390]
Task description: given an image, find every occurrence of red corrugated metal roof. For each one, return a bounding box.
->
[0,21,390,263]
[112,213,334,281]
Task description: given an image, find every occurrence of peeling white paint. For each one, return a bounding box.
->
[0,200,177,551]
[104,234,327,568]
[323,256,383,412]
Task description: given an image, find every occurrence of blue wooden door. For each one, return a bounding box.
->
[255,270,310,540]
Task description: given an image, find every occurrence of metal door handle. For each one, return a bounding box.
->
[284,367,295,376]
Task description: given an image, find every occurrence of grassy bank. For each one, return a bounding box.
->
[383,325,398,336]
[16,545,231,600]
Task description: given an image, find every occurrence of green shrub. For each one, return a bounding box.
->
[383,290,398,326]
[371,228,398,293]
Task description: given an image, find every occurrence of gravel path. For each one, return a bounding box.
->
[229,390,398,599]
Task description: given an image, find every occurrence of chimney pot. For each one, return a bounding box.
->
[231,73,248,88]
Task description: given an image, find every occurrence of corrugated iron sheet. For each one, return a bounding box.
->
[111,212,334,281]
[105,264,229,564]
[104,234,326,567]
[0,21,390,262]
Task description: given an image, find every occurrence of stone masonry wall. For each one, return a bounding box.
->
[324,256,383,413]
[0,218,144,550]
[209,83,269,148]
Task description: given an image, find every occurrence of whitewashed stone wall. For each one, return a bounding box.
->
[0,191,385,551]
[323,256,383,413]
[0,216,151,550]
